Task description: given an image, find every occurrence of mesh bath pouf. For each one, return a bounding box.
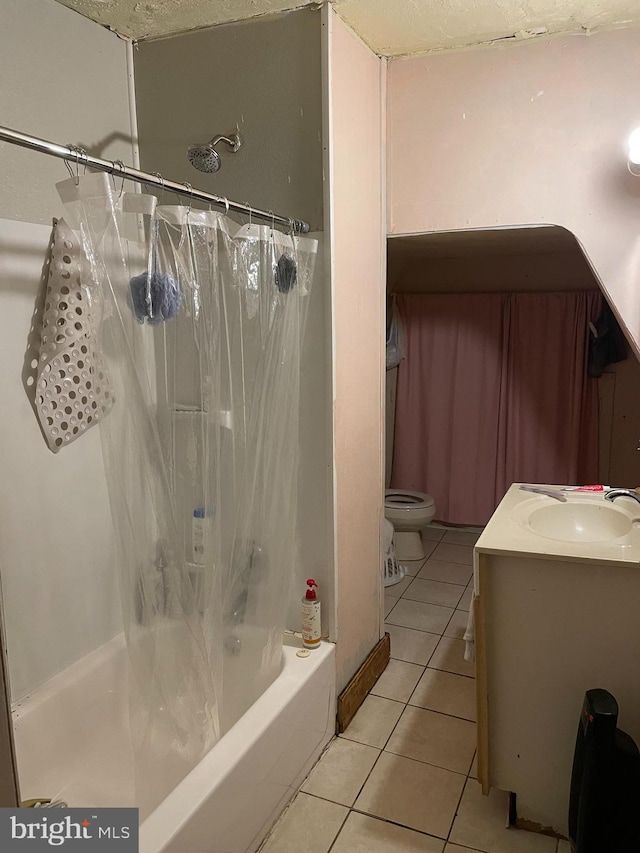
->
[36,219,114,453]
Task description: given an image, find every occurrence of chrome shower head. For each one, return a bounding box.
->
[187,143,221,173]
[187,132,241,174]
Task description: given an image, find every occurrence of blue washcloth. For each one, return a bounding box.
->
[275,253,297,293]
[129,271,181,325]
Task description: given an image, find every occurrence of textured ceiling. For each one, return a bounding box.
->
[338,0,640,56]
[54,0,640,53]
[55,0,318,42]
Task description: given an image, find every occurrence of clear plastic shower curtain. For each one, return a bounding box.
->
[58,173,317,814]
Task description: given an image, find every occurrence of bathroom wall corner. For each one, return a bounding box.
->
[324,5,386,693]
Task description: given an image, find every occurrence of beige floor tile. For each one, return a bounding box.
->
[410,668,477,721]
[445,845,484,852]
[386,705,476,774]
[432,542,474,565]
[386,574,415,596]
[422,526,446,542]
[450,780,557,853]
[331,812,445,853]
[429,637,476,678]
[402,558,426,577]
[444,529,482,546]
[418,559,473,586]
[422,538,440,557]
[340,694,404,748]
[301,737,380,807]
[371,659,424,703]
[386,623,440,665]
[385,592,399,618]
[444,609,472,640]
[457,586,474,612]
[470,751,478,778]
[556,842,571,852]
[403,578,466,608]
[261,792,348,853]
[387,598,454,634]
[354,751,465,839]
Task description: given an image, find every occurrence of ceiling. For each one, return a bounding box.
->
[54,0,640,54]
[387,226,581,260]
[386,226,601,293]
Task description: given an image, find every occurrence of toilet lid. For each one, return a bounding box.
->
[385,489,435,510]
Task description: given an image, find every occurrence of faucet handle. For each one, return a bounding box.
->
[604,488,640,505]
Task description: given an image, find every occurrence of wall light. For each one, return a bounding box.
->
[628,128,640,176]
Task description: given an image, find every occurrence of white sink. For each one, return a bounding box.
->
[527,502,632,542]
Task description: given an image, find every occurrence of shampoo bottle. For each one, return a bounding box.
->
[301,579,321,649]
[192,508,206,565]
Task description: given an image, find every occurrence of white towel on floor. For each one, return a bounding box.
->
[463,604,475,662]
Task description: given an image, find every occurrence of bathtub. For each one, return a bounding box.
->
[12,632,335,853]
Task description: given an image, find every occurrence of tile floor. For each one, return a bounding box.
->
[262,526,567,853]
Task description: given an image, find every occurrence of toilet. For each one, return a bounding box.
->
[385,489,436,561]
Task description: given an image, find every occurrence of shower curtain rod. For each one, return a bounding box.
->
[0,125,311,233]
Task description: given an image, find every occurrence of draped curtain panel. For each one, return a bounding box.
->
[391,291,601,526]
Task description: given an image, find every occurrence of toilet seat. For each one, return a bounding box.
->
[385,490,435,511]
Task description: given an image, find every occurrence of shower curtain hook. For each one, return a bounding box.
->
[223,197,229,216]
[64,146,81,186]
[183,181,194,215]
[151,172,165,202]
[112,160,126,198]
[244,202,252,227]
[78,147,88,176]
[63,158,75,185]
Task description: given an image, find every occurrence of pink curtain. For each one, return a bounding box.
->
[391,292,600,526]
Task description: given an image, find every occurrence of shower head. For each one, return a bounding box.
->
[187,132,241,173]
[187,143,221,173]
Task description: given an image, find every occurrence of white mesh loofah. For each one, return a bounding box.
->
[36,219,114,453]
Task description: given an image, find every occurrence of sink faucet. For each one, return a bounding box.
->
[604,488,640,505]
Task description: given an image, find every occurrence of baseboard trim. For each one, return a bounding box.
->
[336,633,391,733]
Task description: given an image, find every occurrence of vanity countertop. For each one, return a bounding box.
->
[475,483,640,567]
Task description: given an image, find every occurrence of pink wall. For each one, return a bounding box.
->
[387,29,640,353]
[325,7,385,692]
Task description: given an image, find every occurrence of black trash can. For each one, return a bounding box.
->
[568,689,640,852]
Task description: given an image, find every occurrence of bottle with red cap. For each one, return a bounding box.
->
[301,578,321,649]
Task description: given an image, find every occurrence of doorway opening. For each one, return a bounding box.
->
[386,225,640,527]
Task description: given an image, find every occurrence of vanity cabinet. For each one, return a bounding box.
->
[474,484,640,835]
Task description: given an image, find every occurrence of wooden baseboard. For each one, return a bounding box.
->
[336,633,390,733]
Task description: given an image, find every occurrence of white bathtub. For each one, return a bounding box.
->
[12,633,335,853]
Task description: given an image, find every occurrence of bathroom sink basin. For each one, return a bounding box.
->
[527,502,633,543]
